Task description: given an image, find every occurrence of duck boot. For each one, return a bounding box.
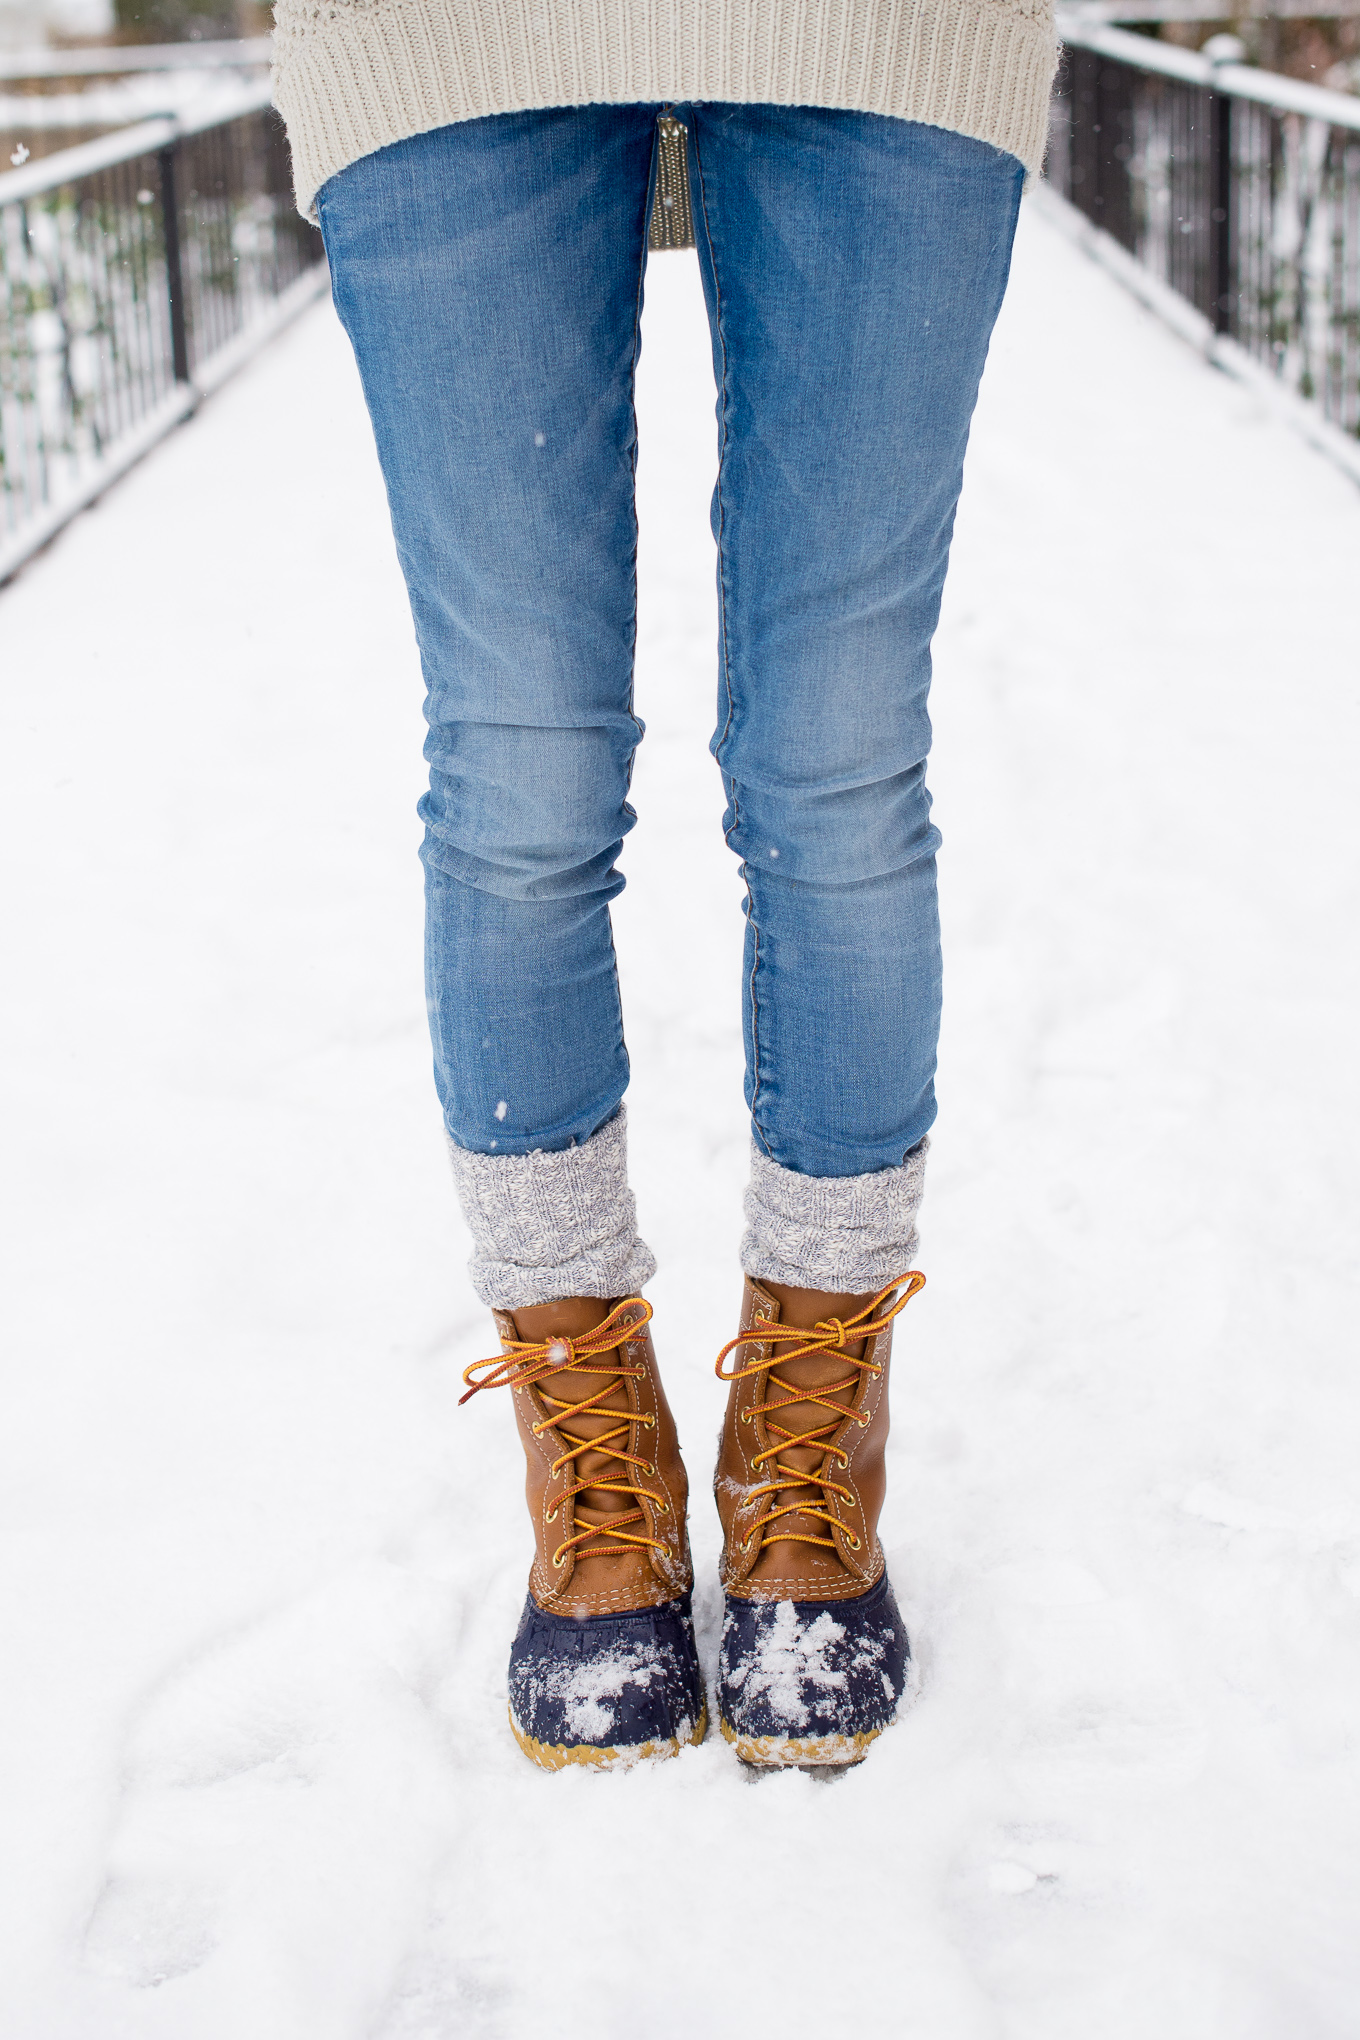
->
[462,1294,704,1770]
[712,1272,926,1768]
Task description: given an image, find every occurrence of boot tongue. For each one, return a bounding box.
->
[515,1302,634,1520]
[761,1343,864,1524]
[749,1285,873,1584]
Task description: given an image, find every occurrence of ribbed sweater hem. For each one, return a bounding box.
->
[273,0,1055,219]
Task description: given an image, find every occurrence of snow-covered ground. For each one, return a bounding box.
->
[2,197,1358,2039]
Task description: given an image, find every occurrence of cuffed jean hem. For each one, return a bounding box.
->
[740,1137,929,1293]
[447,1105,657,1310]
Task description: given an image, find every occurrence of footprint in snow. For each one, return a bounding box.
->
[374,1951,512,2039]
[84,1872,220,1988]
[80,1559,470,1996]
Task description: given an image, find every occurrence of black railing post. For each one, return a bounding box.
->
[1209,90,1233,335]
[158,140,191,384]
[1069,46,1100,226]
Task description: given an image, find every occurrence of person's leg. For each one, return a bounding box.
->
[318,109,701,1767]
[318,105,653,1155]
[688,102,1021,1195]
[686,104,1023,1763]
[320,106,663,1306]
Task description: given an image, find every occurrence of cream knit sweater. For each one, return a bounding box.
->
[274,0,1056,222]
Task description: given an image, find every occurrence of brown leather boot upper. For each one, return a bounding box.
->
[714,1273,924,1603]
[465,1294,692,1619]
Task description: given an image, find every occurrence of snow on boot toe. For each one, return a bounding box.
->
[507,1594,706,1770]
[717,1573,911,1767]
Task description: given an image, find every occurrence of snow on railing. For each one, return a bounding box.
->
[0,39,272,81]
[1049,17,1360,441]
[0,81,325,586]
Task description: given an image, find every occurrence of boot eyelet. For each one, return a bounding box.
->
[656,1502,669,1514]
[846,1534,862,1551]
[642,1462,654,1475]
[552,1553,566,1569]
[546,1508,557,1523]
[740,1410,751,1425]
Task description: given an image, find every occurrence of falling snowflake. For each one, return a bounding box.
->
[10,144,30,167]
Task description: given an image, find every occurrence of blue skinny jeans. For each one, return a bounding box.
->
[318,104,1022,1177]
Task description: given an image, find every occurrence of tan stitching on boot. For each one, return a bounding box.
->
[537,1572,680,1615]
[727,1556,887,1602]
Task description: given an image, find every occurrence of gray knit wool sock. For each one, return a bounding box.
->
[447,1106,657,1311]
[741,1136,929,1293]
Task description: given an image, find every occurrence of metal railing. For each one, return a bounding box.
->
[0,39,272,81]
[0,82,324,584]
[1048,21,1360,438]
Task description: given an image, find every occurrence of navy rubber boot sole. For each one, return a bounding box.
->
[718,1571,914,1769]
[507,1592,707,1770]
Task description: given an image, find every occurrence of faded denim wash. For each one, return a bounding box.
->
[317,103,1022,1177]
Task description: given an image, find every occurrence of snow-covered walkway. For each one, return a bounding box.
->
[3,198,1359,2040]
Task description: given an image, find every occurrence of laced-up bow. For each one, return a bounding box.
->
[462,1297,668,1570]
[713,1272,925,1555]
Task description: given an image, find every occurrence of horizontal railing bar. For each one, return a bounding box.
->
[0,91,177,127]
[0,78,272,203]
[1056,14,1360,128]
[1057,19,1210,83]
[171,75,273,137]
[0,38,270,81]
[1209,59,1360,125]
[0,115,176,197]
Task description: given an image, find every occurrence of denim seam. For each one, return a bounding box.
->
[692,118,771,1160]
[607,114,657,1099]
[692,132,736,785]
[625,120,653,775]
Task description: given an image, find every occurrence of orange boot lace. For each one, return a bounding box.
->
[713,1273,925,1557]
[462,1297,669,1571]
